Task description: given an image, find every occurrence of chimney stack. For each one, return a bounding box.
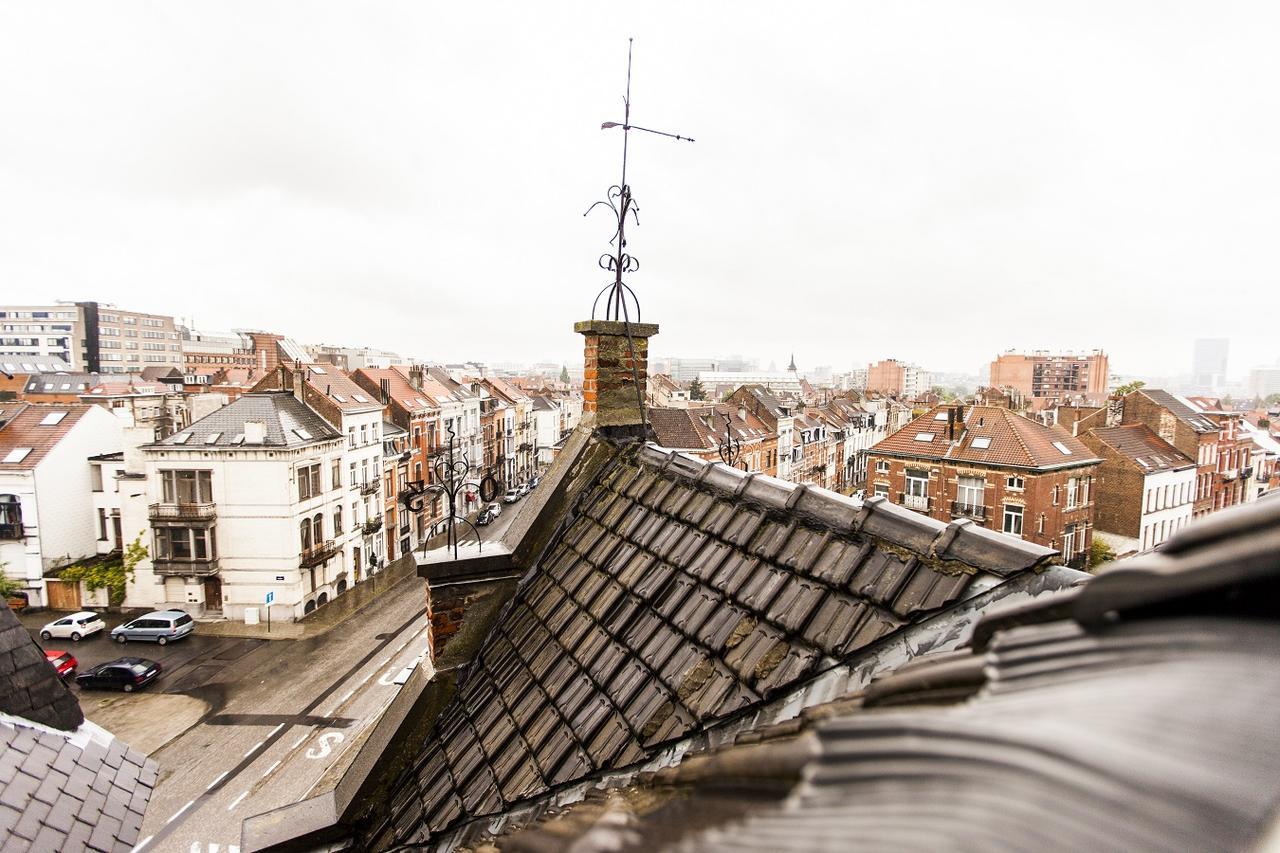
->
[379,377,391,404]
[408,365,423,391]
[575,319,658,437]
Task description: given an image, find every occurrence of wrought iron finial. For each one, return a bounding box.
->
[585,38,695,323]
[399,423,503,560]
[717,409,747,470]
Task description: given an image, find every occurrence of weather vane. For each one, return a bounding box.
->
[585,38,695,323]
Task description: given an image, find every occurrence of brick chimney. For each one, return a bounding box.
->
[575,319,658,437]
[408,365,424,391]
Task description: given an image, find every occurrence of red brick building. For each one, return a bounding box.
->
[1113,389,1251,518]
[867,404,1101,567]
[648,404,778,475]
[988,351,1109,402]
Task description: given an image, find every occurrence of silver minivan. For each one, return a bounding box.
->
[111,610,195,645]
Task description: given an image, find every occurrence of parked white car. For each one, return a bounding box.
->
[40,611,106,642]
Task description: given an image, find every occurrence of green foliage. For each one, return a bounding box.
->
[559,365,570,385]
[60,533,148,606]
[1266,393,1280,405]
[689,378,706,401]
[1114,380,1146,396]
[1260,418,1271,429]
[1089,537,1116,571]
[0,563,24,599]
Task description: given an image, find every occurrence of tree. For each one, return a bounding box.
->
[559,365,570,385]
[689,378,706,401]
[1113,380,1146,396]
[0,562,23,600]
[1089,537,1116,571]
[60,533,148,607]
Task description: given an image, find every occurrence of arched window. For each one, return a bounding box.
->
[312,513,324,546]
[300,519,312,552]
[0,495,21,540]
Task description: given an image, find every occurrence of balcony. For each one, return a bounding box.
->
[1219,468,1239,483]
[950,501,986,521]
[300,540,339,568]
[1241,466,1255,480]
[0,522,23,541]
[900,493,931,512]
[362,517,383,536]
[148,503,216,522]
[360,480,379,496]
[152,557,219,577]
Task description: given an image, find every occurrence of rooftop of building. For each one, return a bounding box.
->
[1087,424,1197,473]
[0,403,96,470]
[1135,388,1222,432]
[872,404,1100,471]
[148,391,340,449]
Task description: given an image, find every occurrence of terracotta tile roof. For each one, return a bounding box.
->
[1087,424,1195,473]
[0,403,95,470]
[872,405,1099,470]
[353,368,439,413]
[650,406,771,452]
[300,366,382,411]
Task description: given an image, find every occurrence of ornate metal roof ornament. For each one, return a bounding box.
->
[400,423,500,560]
[585,39,695,324]
[717,410,747,470]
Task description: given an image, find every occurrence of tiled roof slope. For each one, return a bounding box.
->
[0,403,95,471]
[0,604,82,731]
[376,441,1056,845]
[1088,424,1195,472]
[873,404,1099,470]
[491,498,1280,853]
[1138,389,1218,432]
[150,392,340,448]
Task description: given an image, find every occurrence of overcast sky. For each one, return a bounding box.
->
[1,2,1276,380]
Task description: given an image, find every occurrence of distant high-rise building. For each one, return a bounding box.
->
[1192,339,1230,392]
[988,351,1109,402]
[866,359,930,397]
[1247,365,1280,399]
[0,301,181,374]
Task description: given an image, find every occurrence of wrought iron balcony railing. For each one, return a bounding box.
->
[362,517,383,535]
[149,503,217,521]
[950,501,986,521]
[152,557,219,577]
[360,480,379,496]
[300,540,339,568]
[900,493,931,512]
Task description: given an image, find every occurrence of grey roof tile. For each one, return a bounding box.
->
[149,390,340,448]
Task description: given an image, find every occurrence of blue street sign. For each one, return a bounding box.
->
[265,591,275,605]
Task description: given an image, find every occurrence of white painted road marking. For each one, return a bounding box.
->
[268,722,285,738]
[260,759,282,779]
[227,790,249,811]
[166,800,195,824]
[305,731,345,760]
[131,835,153,852]
[207,770,229,791]
[289,733,309,751]
[243,741,263,759]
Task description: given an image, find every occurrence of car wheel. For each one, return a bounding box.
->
[115,635,127,644]
[123,683,134,693]
[70,632,81,642]
[40,630,51,641]
[157,636,168,646]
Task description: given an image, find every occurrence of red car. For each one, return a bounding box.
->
[45,649,77,679]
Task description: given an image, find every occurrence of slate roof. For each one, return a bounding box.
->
[481,496,1280,853]
[0,403,95,471]
[0,605,157,852]
[1088,424,1196,473]
[22,372,111,395]
[149,391,340,448]
[872,404,1100,470]
[371,439,1058,847]
[1137,388,1219,432]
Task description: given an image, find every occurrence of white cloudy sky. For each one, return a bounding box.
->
[1,2,1276,379]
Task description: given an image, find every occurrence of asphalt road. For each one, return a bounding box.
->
[24,614,264,699]
[132,573,433,853]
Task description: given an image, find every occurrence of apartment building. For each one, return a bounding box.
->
[1079,424,1196,554]
[988,351,1109,402]
[728,385,798,482]
[867,404,1101,566]
[1116,389,1251,518]
[0,305,84,369]
[134,392,358,620]
[649,404,778,475]
[0,403,124,609]
[865,359,930,397]
[179,327,259,371]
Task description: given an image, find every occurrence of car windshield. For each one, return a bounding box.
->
[127,662,152,674]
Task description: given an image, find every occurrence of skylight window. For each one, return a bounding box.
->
[231,434,245,445]
[205,432,221,445]
[43,384,54,391]
[39,412,67,425]
[914,433,936,442]
[971,436,992,449]
[332,394,348,403]
[3,448,32,463]
[1052,441,1073,456]
[416,398,429,407]
[171,433,191,444]
[352,393,369,403]
[60,384,71,391]
[293,428,313,440]
[309,366,327,375]
[934,412,949,420]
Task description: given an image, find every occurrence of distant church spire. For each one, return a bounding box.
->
[788,353,797,372]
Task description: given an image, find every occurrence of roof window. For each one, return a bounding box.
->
[352,394,369,403]
[971,436,992,449]
[1052,441,1073,455]
[914,433,936,442]
[332,394,348,403]
[39,412,67,425]
[3,448,32,463]
[293,428,312,440]
[309,366,327,375]
[934,412,949,420]
[205,432,221,445]
[171,433,191,444]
